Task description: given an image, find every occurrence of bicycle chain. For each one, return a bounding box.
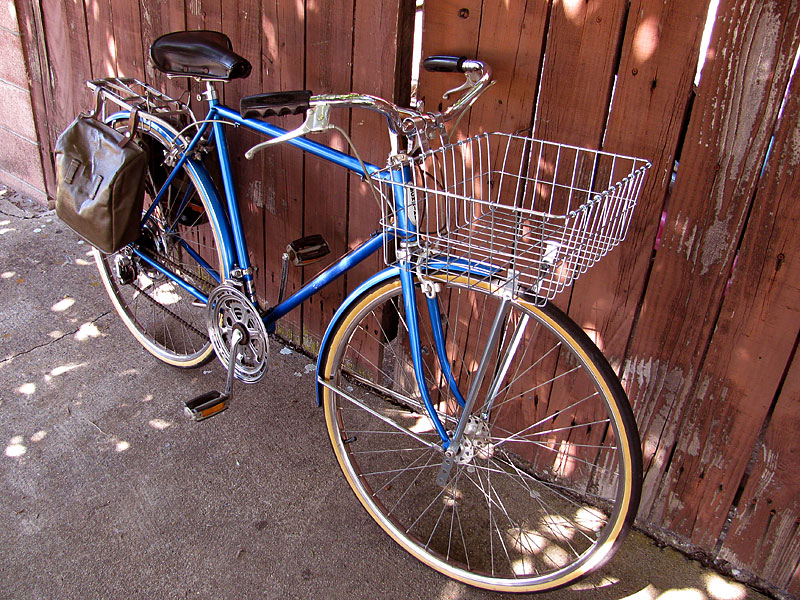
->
[131,278,207,339]
[128,248,217,340]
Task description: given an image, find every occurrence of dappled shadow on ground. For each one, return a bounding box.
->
[0,194,765,599]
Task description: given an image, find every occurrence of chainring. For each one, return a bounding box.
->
[206,283,270,383]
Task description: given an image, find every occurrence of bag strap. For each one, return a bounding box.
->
[88,87,139,149]
[89,87,104,120]
[117,108,139,149]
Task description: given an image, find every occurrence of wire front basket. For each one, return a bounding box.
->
[372,133,651,304]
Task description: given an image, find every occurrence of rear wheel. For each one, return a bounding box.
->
[95,117,225,367]
[321,275,642,592]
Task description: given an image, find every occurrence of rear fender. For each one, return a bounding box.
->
[105,111,235,271]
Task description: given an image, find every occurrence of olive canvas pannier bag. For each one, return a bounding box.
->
[54,107,147,253]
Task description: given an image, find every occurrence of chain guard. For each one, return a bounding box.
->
[206,283,269,383]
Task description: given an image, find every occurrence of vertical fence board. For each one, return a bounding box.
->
[708,76,800,587]
[417,0,482,134]
[533,0,627,147]
[14,0,56,194]
[567,0,709,372]
[110,0,143,77]
[85,0,116,78]
[418,2,548,137]
[722,354,800,595]
[532,0,628,316]
[39,0,93,140]
[224,1,267,308]
[302,1,355,351]
[622,0,800,545]
[140,0,186,97]
[346,0,413,294]
[256,0,305,345]
[186,0,222,111]
[467,2,549,136]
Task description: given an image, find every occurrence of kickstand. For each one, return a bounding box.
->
[184,327,244,421]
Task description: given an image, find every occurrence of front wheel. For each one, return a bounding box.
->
[320,275,642,592]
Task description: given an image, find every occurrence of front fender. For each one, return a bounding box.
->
[313,258,494,406]
[315,266,401,406]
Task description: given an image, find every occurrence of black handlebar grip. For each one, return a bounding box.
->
[423,56,467,73]
[240,90,313,119]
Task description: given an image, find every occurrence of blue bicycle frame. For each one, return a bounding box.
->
[125,92,460,447]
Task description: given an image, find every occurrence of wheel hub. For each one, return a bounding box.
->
[114,253,136,285]
[454,415,493,465]
[136,224,171,281]
[206,283,270,383]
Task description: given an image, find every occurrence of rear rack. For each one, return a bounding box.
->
[87,77,196,125]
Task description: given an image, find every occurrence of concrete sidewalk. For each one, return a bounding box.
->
[0,187,770,600]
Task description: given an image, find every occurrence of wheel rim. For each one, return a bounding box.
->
[323,278,640,591]
[95,123,223,366]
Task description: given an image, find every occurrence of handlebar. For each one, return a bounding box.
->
[422,55,470,73]
[312,56,492,134]
[243,57,492,159]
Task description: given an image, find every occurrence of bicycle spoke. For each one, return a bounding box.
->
[323,276,641,591]
[95,120,220,366]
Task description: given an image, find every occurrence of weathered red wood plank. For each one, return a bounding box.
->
[558,0,710,512]
[699,73,800,589]
[622,0,800,546]
[415,1,509,413]
[302,0,355,351]
[85,0,117,78]
[415,3,550,421]
[224,0,268,308]
[534,0,627,147]
[466,1,549,136]
[139,0,186,98]
[14,0,57,196]
[186,0,223,114]
[109,0,144,77]
[346,0,414,294]
[531,0,628,319]
[720,355,800,595]
[39,0,93,142]
[255,0,305,345]
[567,0,709,375]
[417,0,482,139]
[484,0,629,460]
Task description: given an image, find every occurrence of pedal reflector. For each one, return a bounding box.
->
[184,391,229,421]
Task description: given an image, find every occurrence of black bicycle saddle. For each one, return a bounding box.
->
[150,31,251,81]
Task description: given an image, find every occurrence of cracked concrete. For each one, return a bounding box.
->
[0,187,771,600]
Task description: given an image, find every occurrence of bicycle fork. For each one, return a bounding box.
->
[398,265,515,486]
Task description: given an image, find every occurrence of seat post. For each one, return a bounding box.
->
[199,80,219,104]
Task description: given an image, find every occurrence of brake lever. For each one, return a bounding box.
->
[442,72,481,100]
[244,103,332,159]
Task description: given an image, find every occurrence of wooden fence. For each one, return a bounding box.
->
[13,0,800,595]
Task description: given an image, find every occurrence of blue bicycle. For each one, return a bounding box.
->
[88,31,649,592]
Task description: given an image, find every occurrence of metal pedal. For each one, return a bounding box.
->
[286,234,330,266]
[184,327,243,421]
[184,390,229,421]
